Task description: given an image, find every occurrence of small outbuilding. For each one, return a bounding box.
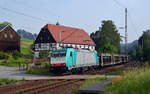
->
[0,25,21,52]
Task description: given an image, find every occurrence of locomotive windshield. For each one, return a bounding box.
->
[51,52,66,57]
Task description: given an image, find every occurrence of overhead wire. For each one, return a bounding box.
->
[128,12,139,37]
[0,9,41,33]
[112,0,138,39]
[112,0,126,8]
[0,6,50,23]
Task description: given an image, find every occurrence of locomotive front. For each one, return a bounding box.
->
[50,49,67,73]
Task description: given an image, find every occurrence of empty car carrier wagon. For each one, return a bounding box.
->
[50,48,99,73]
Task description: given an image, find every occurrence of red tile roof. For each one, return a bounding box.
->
[43,24,95,45]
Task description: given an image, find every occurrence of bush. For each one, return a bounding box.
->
[27,68,49,75]
[0,78,19,86]
[12,50,21,59]
[0,52,9,59]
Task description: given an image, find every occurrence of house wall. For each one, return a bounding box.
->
[34,42,95,58]
[35,43,95,51]
[0,26,20,52]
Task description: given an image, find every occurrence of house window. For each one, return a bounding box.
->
[4,34,7,38]
[10,34,13,38]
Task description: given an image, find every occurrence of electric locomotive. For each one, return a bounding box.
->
[50,48,99,73]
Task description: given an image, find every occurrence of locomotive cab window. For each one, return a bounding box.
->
[51,52,66,58]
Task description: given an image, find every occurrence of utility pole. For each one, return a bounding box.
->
[125,8,128,55]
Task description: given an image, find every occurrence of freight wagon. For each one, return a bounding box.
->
[50,48,99,73]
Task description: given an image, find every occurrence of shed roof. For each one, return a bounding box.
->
[0,25,7,32]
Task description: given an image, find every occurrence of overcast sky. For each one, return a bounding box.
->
[0,0,150,43]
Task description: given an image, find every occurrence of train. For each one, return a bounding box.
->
[50,48,128,74]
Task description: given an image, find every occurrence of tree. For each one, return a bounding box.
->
[0,21,12,26]
[99,43,118,53]
[12,50,21,59]
[135,45,143,61]
[137,30,150,62]
[90,20,121,53]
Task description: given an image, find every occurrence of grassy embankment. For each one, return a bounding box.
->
[0,38,33,67]
[104,66,150,94]
[21,38,34,56]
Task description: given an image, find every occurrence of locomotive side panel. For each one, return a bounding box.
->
[75,50,97,68]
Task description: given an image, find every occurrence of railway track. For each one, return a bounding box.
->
[6,80,82,94]
[83,62,131,75]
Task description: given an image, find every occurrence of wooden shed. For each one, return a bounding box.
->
[0,25,21,52]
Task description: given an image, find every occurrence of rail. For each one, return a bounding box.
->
[6,80,80,94]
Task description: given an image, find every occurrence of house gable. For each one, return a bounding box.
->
[0,25,20,41]
[34,28,56,44]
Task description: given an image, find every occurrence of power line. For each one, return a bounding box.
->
[8,0,61,23]
[0,6,50,23]
[112,0,126,8]
[128,12,139,37]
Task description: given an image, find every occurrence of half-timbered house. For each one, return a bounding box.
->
[0,25,21,52]
[34,24,95,57]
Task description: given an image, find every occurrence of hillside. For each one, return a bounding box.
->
[120,40,138,53]
[21,38,34,56]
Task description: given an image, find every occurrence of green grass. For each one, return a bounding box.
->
[21,38,33,56]
[27,68,49,75]
[105,70,124,75]
[0,78,19,86]
[0,57,25,67]
[104,67,150,94]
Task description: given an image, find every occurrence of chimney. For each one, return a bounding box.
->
[56,22,60,25]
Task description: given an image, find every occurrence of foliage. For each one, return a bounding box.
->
[105,70,125,75]
[136,45,143,61]
[0,21,12,26]
[12,50,21,59]
[27,61,50,75]
[90,20,121,53]
[39,50,50,59]
[104,67,150,94]
[0,78,19,86]
[131,30,150,63]
[0,52,9,59]
[27,68,49,75]
[0,58,25,67]
[100,43,118,53]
